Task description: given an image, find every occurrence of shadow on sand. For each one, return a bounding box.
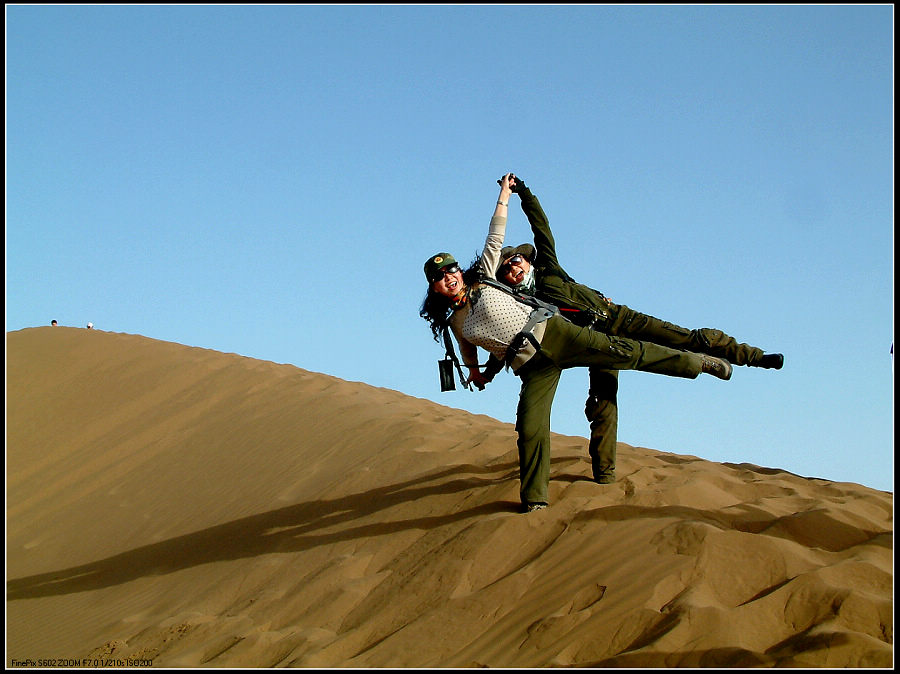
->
[8,458,530,600]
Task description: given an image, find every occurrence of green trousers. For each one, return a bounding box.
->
[583,303,765,483]
[514,315,703,505]
[585,368,619,483]
[604,302,766,366]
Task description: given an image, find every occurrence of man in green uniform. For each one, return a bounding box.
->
[491,174,784,485]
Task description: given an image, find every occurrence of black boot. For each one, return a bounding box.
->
[757,353,784,370]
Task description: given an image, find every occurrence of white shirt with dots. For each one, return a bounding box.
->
[448,214,548,371]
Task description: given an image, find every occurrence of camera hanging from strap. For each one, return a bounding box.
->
[439,326,473,392]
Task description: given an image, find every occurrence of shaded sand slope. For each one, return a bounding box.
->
[6,327,893,668]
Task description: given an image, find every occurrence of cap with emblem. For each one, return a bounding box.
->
[424,253,459,282]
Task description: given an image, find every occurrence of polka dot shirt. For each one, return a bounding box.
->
[460,284,537,361]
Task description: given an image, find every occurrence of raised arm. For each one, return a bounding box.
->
[510,175,565,276]
[478,173,515,279]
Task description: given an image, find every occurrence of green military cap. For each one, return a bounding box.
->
[424,252,459,282]
[500,243,536,265]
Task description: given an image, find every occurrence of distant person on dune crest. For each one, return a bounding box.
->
[487,173,784,486]
[420,174,735,513]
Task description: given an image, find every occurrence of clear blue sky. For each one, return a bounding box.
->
[7,5,894,492]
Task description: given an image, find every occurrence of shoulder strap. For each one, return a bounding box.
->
[475,276,560,314]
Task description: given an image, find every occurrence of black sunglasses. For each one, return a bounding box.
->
[500,255,525,270]
[428,265,460,283]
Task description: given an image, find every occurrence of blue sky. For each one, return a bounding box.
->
[6,5,894,492]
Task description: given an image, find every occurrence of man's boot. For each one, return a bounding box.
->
[756,353,784,369]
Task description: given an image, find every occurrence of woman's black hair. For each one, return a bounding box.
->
[419,254,483,341]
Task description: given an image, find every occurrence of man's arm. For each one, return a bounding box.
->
[512,177,564,276]
[482,354,505,382]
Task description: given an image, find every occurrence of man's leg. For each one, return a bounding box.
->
[515,355,562,507]
[539,315,704,379]
[608,303,766,366]
[586,368,618,483]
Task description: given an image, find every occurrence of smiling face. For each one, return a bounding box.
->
[431,266,464,298]
[499,254,532,286]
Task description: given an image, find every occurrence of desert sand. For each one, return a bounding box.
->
[6,326,893,668]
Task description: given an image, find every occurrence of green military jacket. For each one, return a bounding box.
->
[518,187,613,328]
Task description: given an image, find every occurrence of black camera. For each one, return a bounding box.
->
[438,357,456,392]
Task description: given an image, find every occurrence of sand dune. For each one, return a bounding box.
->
[6,327,893,668]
